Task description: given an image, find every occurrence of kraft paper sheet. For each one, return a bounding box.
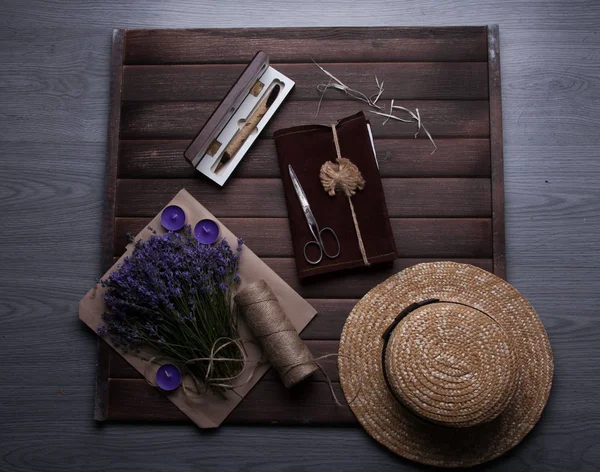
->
[79,189,317,428]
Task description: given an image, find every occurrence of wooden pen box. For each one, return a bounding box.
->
[184,51,295,186]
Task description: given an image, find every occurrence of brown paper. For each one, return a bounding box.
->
[79,189,317,428]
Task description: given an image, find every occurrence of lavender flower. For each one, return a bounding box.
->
[98,225,244,393]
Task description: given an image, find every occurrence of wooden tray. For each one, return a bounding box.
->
[96,26,505,425]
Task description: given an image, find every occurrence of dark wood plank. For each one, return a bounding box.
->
[118,138,491,179]
[95,29,125,422]
[103,30,125,274]
[263,258,494,299]
[109,340,341,381]
[300,299,359,340]
[120,99,490,140]
[230,380,353,424]
[107,378,188,421]
[94,340,111,421]
[124,27,488,65]
[107,377,354,424]
[113,217,493,258]
[110,256,494,299]
[488,25,507,280]
[389,218,493,258]
[115,178,492,218]
[122,62,489,101]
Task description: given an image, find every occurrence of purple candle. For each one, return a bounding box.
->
[155,364,182,391]
[194,219,220,244]
[161,205,186,231]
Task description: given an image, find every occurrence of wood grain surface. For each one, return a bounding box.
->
[1,1,600,471]
[100,25,502,426]
[488,25,507,278]
[114,217,493,257]
[94,28,124,421]
[118,138,492,178]
[119,99,490,139]
[122,62,490,101]
[114,178,492,217]
[123,27,489,64]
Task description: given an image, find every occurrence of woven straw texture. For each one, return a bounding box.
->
[338,262,553,468]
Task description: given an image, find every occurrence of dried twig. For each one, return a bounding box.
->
[369,109,437,154]
[382,99,394,125]
[387,105,436,152]
[421,124,437,154]
[391,104,419,121]
[369,110,412,122]
[415,108,421,138]
[370,76,384,106]
[313,60,383,110]
[313,61,436,153]
[315,77,333,117]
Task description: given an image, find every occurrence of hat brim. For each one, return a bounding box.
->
[338,262,553,468]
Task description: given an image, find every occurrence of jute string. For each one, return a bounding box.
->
[320,124,370,266]
[235,279,361,405]
[234,279,319,388]
[143,348,358,406]
[142,279,362,406]
[142,337,262,398]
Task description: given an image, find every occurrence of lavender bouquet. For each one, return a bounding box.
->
[98,226,244,394]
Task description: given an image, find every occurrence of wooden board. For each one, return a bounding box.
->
[97,26,505,425]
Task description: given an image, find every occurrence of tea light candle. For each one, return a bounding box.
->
[161,205,186,231]
[194,219,220,244]
[155,364,182,391]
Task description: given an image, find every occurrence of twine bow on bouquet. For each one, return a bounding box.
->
[319,124,370,266]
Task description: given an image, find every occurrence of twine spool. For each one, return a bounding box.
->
[234,279,319,388]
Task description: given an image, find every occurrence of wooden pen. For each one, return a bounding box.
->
[213,83,281,173]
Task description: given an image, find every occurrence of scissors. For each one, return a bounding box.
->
[289,165,341,265]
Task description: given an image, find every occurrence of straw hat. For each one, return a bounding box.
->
[338,262,553,468]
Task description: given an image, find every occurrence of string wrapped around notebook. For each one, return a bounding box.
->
[320,124,369,267]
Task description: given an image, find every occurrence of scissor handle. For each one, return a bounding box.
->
[303,240,323,265]
[319,227,341,259]
[303,227,341,265]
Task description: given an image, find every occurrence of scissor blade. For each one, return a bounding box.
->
[288,165,310,211]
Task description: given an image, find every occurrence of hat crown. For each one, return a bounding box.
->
[385,302,519,428]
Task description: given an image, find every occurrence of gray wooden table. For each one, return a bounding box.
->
[1,1,599,470]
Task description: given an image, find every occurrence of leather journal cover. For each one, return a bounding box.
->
[274,112,398,279]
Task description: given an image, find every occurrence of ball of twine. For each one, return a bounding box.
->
[234,279,319,388]
[320,157,365,197]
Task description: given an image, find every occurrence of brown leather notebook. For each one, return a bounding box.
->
[274,112,397,279]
